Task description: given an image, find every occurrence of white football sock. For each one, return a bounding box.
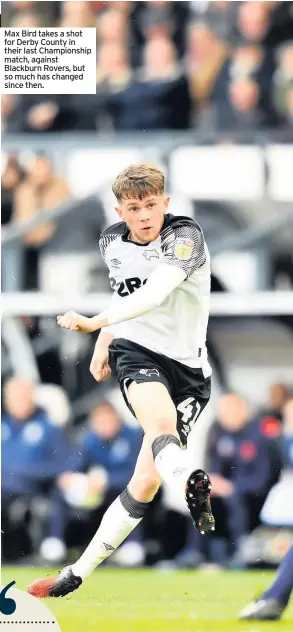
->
[71,496,143,580]
[154,441,191,493]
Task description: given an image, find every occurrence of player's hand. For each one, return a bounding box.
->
[88,468,109,494]
[58,472,75,491]
[90,346,112,382]
[209,474,234,497]
[27,102,58,129]
[57,311,95,333]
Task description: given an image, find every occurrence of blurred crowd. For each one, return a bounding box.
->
[2,0,293,570]
[3,1,293,297]
[2,1,293,134]
[2,376,293,568]
[2,153,72,290]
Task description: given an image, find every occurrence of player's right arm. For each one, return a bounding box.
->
[57,219,206,334]
[90,330,113,382]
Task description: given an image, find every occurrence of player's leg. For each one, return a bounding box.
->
[69,436,161,580]
[127,380,186,485]
[28,437,161,598]
[127,380,215,534]
[239,543,293,620]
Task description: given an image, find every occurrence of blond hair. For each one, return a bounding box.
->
[112,163,165,202]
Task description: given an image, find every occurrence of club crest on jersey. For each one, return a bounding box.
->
[138,368,160,377]
[143,250,159,261]
[175,238,193,261]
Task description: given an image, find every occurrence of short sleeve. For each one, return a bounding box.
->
[161,221,206,278]
[99,234,112,264]
[99,221,125,266]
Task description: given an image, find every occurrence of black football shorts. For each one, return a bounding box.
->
[108,337,211,447]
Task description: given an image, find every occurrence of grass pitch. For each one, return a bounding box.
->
[2,566,293,632]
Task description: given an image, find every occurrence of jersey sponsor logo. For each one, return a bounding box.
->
[175,238,193,261]
[143,249,159,261]
[110,276,147,297]
[138,368,160,377]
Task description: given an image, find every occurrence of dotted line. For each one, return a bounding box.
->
[0,622,55,624]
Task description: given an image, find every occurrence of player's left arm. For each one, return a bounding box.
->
[57,221,206,332]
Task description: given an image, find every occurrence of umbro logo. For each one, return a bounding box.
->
[143,250,159,261]
[111,258,121,268]
[103,542,115,551]
[173,467,186,476]
[139,368,160,377]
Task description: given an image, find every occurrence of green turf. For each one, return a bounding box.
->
[2,567,293,632]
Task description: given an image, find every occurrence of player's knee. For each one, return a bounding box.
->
[129,471,161,503]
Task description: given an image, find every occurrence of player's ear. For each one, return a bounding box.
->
[164,196,171,209]
[115,206,123,218]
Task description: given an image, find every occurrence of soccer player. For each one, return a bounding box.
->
[28,164,215,598]
[239,543,293,620]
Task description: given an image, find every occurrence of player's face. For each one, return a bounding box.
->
[116,194,170,243]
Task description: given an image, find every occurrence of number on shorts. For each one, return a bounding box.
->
[177,397,201,431]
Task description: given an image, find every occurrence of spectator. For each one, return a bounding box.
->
[96,42,133,91]
[230,44,269,78]
[14,153,70,289]
[1,154,24,226]
[96,8,139,67]
[3,1,59,25]
[7,0,36,8]
[107,1,133,12]
[2,376,69,561]
[1,95,16,134]
[258,382,290,423]
[161,391,282,569]
[260,397,293,528]
[5,94,77,134]
[255,2,293,49]
[213,44,274,106]
[13,0,36,6]
[213,76,279,130]
[236,2,293,50]
[60,402,143,502]
[94,42,133,129]
[56,402,144,566]
[66,93,100,131]
[9,10,43,28]
[273,43,293,119]
[107,37,191,130]
[236,1,272,45]
[194,1,239,44]
[186,22,229,111]
[14,153,70,246]
[135,1,190,58]
[59,0,95,28]
[206,393,281,563]
[97,8,129,46]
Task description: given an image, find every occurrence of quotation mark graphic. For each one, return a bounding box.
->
[0,581,17,615]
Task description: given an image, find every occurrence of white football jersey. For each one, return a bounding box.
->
[99,213,212,376]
